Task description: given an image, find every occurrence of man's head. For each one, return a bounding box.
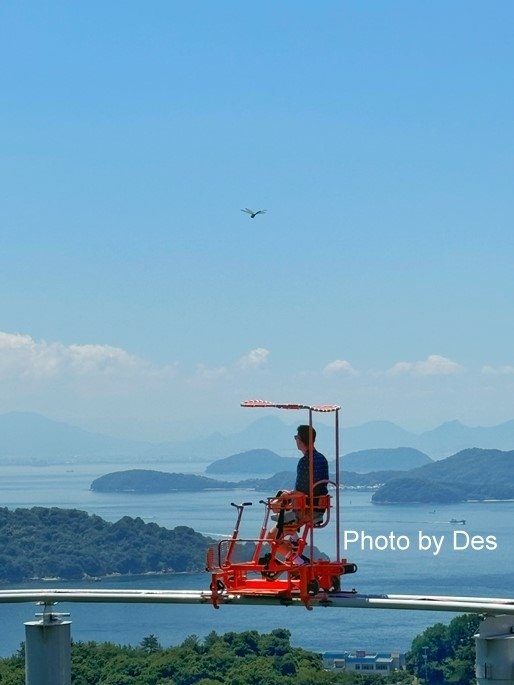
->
[295,424,316,451]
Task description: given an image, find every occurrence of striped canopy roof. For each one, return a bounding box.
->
[241,399,340,412]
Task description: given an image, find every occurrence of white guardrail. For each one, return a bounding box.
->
[5,589,514,685]
[0,587,513,612]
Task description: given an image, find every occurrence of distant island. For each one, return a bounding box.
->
[90,447,514,503]
[342,470,402,488]
[206,447,429,477]
[342,447,432,473]
[91,470,237,493]
[372,448,514,504]
[91,468,298,494]
[0,506,215,583]
[205,449,296,475]
[90,468,398,495]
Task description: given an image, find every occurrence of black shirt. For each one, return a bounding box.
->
[295,448,329,496]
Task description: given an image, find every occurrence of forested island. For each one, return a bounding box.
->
[0,507,214,582]
[372,448,514,503]
[372,477,466,504]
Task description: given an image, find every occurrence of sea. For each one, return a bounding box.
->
[0,460,512,658]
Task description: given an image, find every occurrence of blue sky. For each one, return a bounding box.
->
[1,2,513,439]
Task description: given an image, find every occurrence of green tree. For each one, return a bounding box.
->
[0,628,417,685]
[447,614,481,654]
[140,634,162,654]
[407,614,479,684]
[407,623,450,683]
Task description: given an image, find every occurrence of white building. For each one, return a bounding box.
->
[323,649,405,674]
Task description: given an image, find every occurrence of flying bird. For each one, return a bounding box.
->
[241,208,267,218]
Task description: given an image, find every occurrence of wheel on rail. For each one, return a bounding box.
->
[307,579,320,596]
[210,580,225,592]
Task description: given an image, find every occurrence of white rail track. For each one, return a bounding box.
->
[2,587,514,613]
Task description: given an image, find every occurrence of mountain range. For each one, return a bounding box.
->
[1,411,514,463]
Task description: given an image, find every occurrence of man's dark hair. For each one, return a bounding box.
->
[297,424,316,446]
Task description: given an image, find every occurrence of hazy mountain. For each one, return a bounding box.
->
[341,447,432,473]
[2,410,514,464]
[0,412,148,461]
[145,416,294,461]
[343,421,416,451]
[150,418,419,461]
[344,420,514,459]
[416,420,514,458]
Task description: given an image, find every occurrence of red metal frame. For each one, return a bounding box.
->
[206,400,357,608]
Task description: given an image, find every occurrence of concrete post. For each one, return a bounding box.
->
[24,607,71,685]
[476,615,514,685]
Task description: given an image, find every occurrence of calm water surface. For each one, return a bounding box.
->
[0,462,512,657]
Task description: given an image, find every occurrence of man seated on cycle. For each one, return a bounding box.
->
[267,424,329,564]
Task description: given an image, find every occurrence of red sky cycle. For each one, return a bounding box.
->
[207,400,358,608]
